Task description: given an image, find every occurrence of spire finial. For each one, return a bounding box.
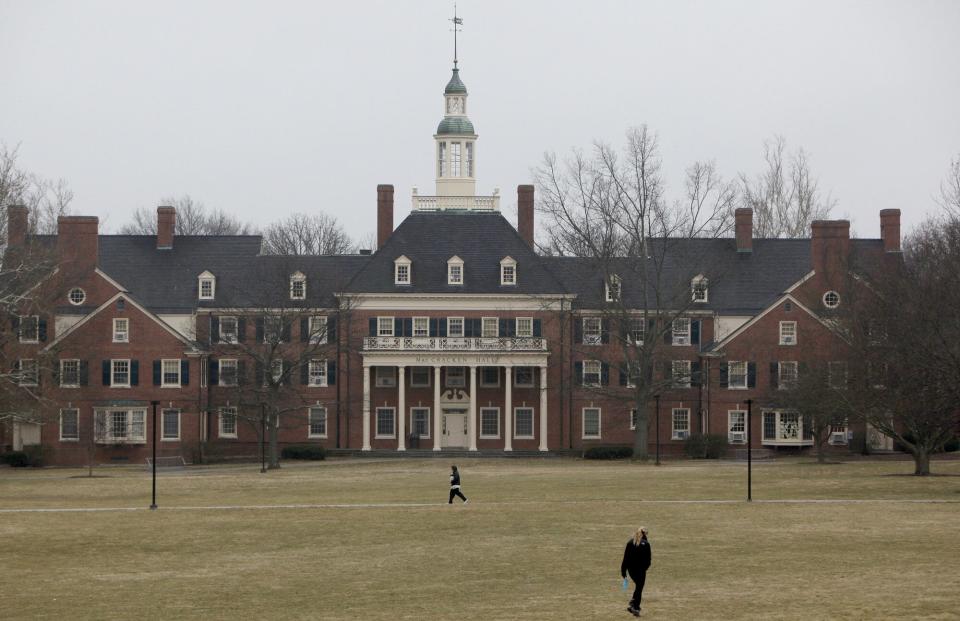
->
[450,4,463,69]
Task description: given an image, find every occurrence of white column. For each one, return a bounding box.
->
[539,365,548,452]
[503,366,513,451]
[362,364,371,451]
[433,366,442,451]
[468,365,478,451]
[397,366,406,451]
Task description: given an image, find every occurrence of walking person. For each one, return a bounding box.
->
[620,527,651,616]
[448,465,468,504]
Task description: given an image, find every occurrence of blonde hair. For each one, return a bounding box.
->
[633,527,648,545]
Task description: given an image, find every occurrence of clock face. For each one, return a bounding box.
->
[448,97,463,114]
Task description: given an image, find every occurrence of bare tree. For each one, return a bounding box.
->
[261,213,353,255]
[535,126,734,459]
[118,195,254,235]
[739,135,835,238]
[352,231,377,254]
[937,155,960,217]
[1,143,73,256]
[779,362,852,463]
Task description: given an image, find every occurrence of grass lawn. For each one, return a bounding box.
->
[1,457,958,620]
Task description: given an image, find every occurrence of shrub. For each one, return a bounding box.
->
[1,451,30,467]
[684,434,727,459]
[583,446,633,460]
[281,444,327,460]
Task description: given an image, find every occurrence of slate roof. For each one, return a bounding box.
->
[344,211,567,295]
[444,68,467,94]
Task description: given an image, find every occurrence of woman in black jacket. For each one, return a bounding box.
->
[448,465,468,504]
[620,527,651,616]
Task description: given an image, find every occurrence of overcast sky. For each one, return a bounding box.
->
[2,0,958,240]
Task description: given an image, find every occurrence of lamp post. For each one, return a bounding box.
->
[746,398,753,502]
[654,394,661,466]
[261,402,267,474]
[150,400,159,510]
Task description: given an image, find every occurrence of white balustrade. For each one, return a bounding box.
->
[363,336,546,352]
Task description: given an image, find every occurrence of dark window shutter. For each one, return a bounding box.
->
[601,319,610,344]
[52,361,60,386]
[79,360,89,386]
[102,360,110,386]
[181,360,189,386]
[574,361,583,385]
[38,318,47,342]
[209,358,219,385]
[719,363,729,388]
[429,318,438,337]
[619,365,627,386]
[255,361,264,386]
[300,361,309,385]
[463,318,473,337]
[210,316,220,344]
[601,362,610,386]
[663,359,673,381]
[770,362,779,389]
[799,362,808,377]
[328,361,336,385]
[281,321,291,343]
[646,363,653,382]
[403,318,413,337]
[153,360,162,386]
[394,318,403,336]
[369,318,377,336]
[12,316,20,333]
[255,318,265,342]
[499,319,508,337]
[327,316,337,341]
[438,318,447,337]
[533,319,542,337]
[691,320,700,347]
[237,360,246,385]
[574,319,583,343]
[664,323,672,344]
[691,361,702,387]
[237,318,246,342]
[300,318,309,343]
[130,360,139,386]
[747,362,757,388]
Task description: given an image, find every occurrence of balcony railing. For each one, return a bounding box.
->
[363,336,547,352]
[411,191,500,212]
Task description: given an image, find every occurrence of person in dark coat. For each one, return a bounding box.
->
[620,527,651,616]
[448,465,468,504]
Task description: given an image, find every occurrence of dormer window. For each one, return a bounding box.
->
[692,275,708,303]
[448,256,464,285]
[198,271,216,300]
[394,256,411,285]
[500,256,517,286]
[290,272,306,300]
[606,275,622,302]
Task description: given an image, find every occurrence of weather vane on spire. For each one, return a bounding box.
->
[450,4,463,68]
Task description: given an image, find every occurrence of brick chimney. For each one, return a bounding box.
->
[377,184,394,249]
[517,185,535,247]
[6,204,29,248]
[880,209,901,253]
[810,220,850,277]
[157,206,175,249]
[57,216,99,277]
[735,208,753,253]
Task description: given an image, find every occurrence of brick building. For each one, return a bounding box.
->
[2,63,902,465]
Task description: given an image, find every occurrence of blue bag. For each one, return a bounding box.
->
[622,577,629,591]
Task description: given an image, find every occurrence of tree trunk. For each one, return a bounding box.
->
[633,401,651,460]
[817,440,827,463]
[268,411,280,469]
[912,447,931,476]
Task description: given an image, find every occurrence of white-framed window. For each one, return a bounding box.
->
[582,317,601,345]
[778,361,798,389]
[822,290,840,309]
[515,317,533,338]
[410,366,431,387]
[672,360,692,388]
[628,318,645,345]
[263,316,283,343]
[763,410,806,443]
[161,359,181,387]
[623,361,640,388]
[828,361,847,389]
[411,407,430,439]
[95,408,146,444]
[308,315,328,344]
[829,423,849,445]
[413,316,429,337]
[394,256,411,285]
[582,360,601,387]
[445,366,465,388]
[309,359,328,387]
[218,359,238,386]
[479,407,499,438]
[480,366,499,387]
[779,321,797,345]
[672,408,690,440]
[17,315,39,343]
[500,256,517,285]
[728,361,747,389]
[270,359,284,384]
[111,359,130,387]
[514,366,535,388]
[198,272,216,300]
[514,407,534,439]
[728,410,746,444]
[375,366,396,387]
[672,318,691,346]
[692,275,708,303]
[60,359,80,387]
[482,317,499,338]
[219,316,238,343]
[375,407,396,438]
[438,141,447,177]
[68,287,86,306]
[290,272,306,300]
[16,359,38,386]
[377,316,395,337]
[447,317,464,338]
[309,406,327,438]
[582,407,601,439]
[113,318,129,343]
[450,141,461,176]
[448,256,464,285]
[219,407,237,438]
[606,275,621,302]
[59,408,80,441]
[162,408,180,441]
[630,408,638,431]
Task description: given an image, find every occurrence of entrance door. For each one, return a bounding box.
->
[442,410,467,448]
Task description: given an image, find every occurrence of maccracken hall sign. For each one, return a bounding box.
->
[414,354,501,365]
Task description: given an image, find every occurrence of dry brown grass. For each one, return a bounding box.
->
[1,457,958,620]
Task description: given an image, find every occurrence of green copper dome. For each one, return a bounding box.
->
[444,68,467,94]
[436,116,475,135]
